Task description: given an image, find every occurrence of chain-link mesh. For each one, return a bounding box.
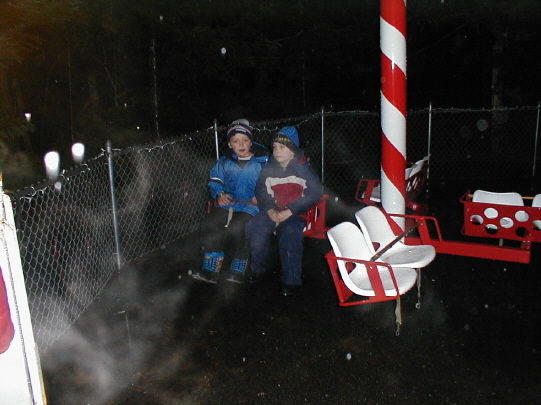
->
[9,106,540,354]
[412,107,539,181]
[11,158,117,353]
[10,130,217,353]
[249,111,383,198]
[320,111,382,196]
[112,134,215,262]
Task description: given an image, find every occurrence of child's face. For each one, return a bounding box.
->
[228,133,253,158]
[273,142,295,167]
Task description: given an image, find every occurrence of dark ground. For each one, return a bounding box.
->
[42,182,541,405]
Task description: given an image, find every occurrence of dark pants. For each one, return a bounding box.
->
[246,212,305,286]
[200,207,252,260]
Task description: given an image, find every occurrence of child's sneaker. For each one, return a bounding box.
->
[192,252,224,284]
[191,268,219,284]
[225,271,244,284]
[226,258,247,283]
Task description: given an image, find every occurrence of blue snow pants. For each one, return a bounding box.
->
[246,212,305,286]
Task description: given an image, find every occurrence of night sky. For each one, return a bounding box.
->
[1,0,540,181]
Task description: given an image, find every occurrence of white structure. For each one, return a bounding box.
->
[0,193,46,404]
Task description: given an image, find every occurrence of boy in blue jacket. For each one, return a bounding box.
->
[192,120,269,284]
[246,126,323,296]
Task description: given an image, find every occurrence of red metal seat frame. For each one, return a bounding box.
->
[355,159,429,214]
[460,190,541,243]
[303,195,330,239]
[325,251,402,306]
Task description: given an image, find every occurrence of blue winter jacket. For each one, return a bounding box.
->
[208,142,269,216]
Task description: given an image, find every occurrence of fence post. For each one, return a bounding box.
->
[106,141,122,270]
[214,119,220,161]
[321,106,325,185]
[533,101,540,178]
[427,102,433,187]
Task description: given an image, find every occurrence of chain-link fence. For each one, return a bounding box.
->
[9,130,217,353]
[11,158,116,353]
[417,107,540,181]
[8,105,540,354]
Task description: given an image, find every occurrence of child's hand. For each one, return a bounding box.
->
[268,208,292,223]
[251,196,258,205]
[278,209,292,222]
[217,193,233,206]
[267,209,282,223]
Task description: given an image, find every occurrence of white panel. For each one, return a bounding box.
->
[380,17,407,75]
[0,194,46,405]
[381,93,406,158]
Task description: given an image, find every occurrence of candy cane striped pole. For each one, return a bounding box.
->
[380,0,407,228]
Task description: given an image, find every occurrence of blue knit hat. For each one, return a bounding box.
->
[273,126,299,152]
[227,120,253,142]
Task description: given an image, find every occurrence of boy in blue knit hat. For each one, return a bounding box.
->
[246,126,323,296]
[192,119,269,284]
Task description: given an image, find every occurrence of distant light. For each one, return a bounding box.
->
[477,119,489,131]
[44,151,60,179]
[25,113,31,122]
[71,142,85,164]
[221,47,227,56]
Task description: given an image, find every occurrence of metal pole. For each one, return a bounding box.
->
[106,141,122,270]
[151,38,160,140]
[533,101,540,177]
[380,0,407,228]
[427,102,433,187]
[321,106,325,185]
[214,119,220,161]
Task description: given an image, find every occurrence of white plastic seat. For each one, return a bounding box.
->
[360,156,428,204]
[406,156,428,192]
[470,190,525,238]
[355,206,436,269]
[369,183,381,202]
[472,190,524,206]
[326,222,417,333]
[533,194,541,230]
[327,222,417,297]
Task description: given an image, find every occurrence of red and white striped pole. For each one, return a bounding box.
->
[380,0,407,227]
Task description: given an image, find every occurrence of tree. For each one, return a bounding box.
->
[0,0,539,190]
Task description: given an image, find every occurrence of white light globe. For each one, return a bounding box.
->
[44,151,60,179]
[71,142,85,164]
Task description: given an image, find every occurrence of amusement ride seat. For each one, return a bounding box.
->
[326,221,417,333]
[532,194,541,231]
[354,205,436,309]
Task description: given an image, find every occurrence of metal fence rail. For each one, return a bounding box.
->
[7,105,540,353]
